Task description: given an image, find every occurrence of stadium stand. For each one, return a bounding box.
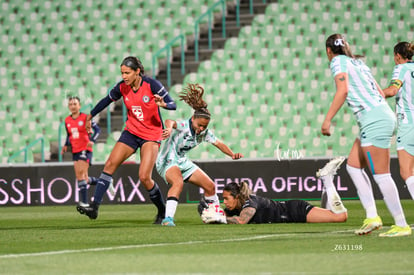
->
[0,0,413,163]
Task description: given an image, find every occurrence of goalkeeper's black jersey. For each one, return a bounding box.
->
[224,195,314,224]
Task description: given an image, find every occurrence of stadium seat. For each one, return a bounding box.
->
[2,0,413,162]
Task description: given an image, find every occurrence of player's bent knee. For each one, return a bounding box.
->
[335,212,348,223]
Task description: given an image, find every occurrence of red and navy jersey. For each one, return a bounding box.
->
[108,76,170,141]
[64,113,100,153]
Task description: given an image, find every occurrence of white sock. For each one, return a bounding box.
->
[204,194,219,205]
[165,198,179,218]
[406,176,414,200]
[321,175,347,214]
[373,173,407,227]
[346,165,378,218]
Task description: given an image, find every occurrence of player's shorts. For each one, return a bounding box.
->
[118,130,160,152]
[73,150,92,165]
[156,157,199,183]
[358,104,396,149]
[282,200,314,223]
[396,123,414,156]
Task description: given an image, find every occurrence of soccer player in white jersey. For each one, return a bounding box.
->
[156,84,243,226]
[383,42,414,200]
[321,34,411,237]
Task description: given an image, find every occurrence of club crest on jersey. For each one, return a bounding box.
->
[78,121,84,126]
[143,95,150,103]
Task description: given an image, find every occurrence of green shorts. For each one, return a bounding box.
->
[396,123,414,156]
[156,157,199,184]
[358,104,396,149]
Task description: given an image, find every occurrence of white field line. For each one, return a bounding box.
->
[0,228,357,259]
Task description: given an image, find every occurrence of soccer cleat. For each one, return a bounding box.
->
[161,217,176,227]
[108,181,116,196]
[76,202,89,215]
[153,214,165,225]
[316,156,346,178]
[379,225,412,237]
[76,205,85,215]
[355,216,383,235]
[78,202,89,207]
[197,197,215,216]
[78,203,98,220]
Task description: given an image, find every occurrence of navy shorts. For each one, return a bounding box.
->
[73,150,93,165]
[118,130,160,152]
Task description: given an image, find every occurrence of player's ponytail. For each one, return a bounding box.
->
[394,42,414,60]
[179,83,211,119]
[224,181,252,207]
[121,56,145,76]
[326,33,364,59]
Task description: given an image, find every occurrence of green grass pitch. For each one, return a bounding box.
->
[1,200,413,274]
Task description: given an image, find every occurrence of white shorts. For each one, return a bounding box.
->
[156,157,199,184]
[396,123,414,156]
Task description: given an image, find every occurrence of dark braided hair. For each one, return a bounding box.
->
[120,56,145,76]
[179,83,211,119]
[326,33,364,59]
[394,42,414,60]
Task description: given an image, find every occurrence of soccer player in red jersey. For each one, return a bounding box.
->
[78,56,176,223]
[62,96,101,208]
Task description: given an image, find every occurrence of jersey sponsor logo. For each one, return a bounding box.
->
[142,95,150,103]
[71,127,79,139]
[131,106,144,121]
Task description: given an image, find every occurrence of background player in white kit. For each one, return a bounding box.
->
[156,83,243,226]
[383,41,414,201]
[322,34,411,237]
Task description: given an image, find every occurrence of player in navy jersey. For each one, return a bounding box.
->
[78,56,176,223]
[156,84,243,226]
[61,96,100,208]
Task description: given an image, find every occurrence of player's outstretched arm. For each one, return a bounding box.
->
[213,140,243,160]
[226,207,255,224]
[162,119,177,139]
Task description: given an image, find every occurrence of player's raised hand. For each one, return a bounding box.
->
[154,94,166,107]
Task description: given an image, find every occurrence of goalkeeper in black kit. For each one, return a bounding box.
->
[200,157,348,224]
